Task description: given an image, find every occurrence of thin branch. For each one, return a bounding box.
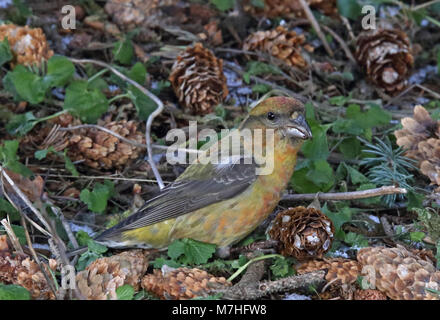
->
[299,0,334,57]
[320,25,356,64]
[69,58,165,189]
[282,186,407,201]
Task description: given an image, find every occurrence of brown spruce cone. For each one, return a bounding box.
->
[142,267,230,300]
[296,258,361,285]
[394,105,440,186]
[0,24,54,67]
[243,26,312,69]
[354,289,387,300]
[268,206,335,260]
[169,43,228,115]
[0,251,55,300]
[357,245,440,300]
[355,27,414,93]
[27,114,145,170]
[104,0,167,30]
[243,0,337,18]
[76,250,149,300]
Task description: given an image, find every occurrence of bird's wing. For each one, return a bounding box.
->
[95,153,258,240]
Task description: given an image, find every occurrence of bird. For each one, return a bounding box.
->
[76,96,312,252]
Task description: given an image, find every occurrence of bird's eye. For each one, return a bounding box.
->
[267,112,276,121]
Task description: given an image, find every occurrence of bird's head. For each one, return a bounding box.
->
[243,96,312,144]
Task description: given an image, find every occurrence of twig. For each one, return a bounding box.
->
[340,15,356,41]
[69,58,165,190]
[282,186,407,201]
[218,270,326,300]
[299,0,334,57]
[0,218,23,253]
[320,25,356,64]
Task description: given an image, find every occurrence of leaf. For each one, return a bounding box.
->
[182,238,216,265]
[270,256,295,279]
[343,232,368,247]
[337,0,362,20]
[76,250,102,271]
[0,284,31,300]
[80,181,115,213]
[251,0,265,9]
[75,230,93,246]
[301,123,331,160]
[87,239,108,254]
[151,257,181,269]
[243,61,281,84]
[210,0,234,11]
[128,62,147,84]
[438,49,440,75]
[252,84,271,94]
[0,198,20,222]
[0,140,33,177]
[167,238,216,265]
[6,65,49,104]
[34,148,50,160]
[63,80,109,123]
[339,137,362,159]
[323,204,352,240]
[0,37,12,67]
[63,150,79,177]
[45,55,75,87]
[113,39,134,65]
[410,231,425,243]
[291,159,334,193]
[6,112,37,136]
[167,239,186,260]
[345,165,369,185]
[116,284,135,300]
[128,87,157,121]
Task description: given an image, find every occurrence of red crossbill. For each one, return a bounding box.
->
[93,96,312,249]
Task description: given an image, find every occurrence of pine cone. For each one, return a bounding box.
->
[354,289,387,300]
[243,0,337,18]
[0,24,53,67]
[105,0,162,30]
[357,246,440,300]
[296,258,361,285]
[268,206,335,260]
[27,114,145,170]
[142,267,230,300]
[169,43,228,115]
[76,250,148,300]
[394,105,440,186]
[243,26,311,69]
[0,251,55,300]
[355,27,414,93]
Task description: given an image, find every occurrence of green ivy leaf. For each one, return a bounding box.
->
[167,238,216,265]
[0,198,20,222]
[410,231,425,243]
[0,284,31,300]
[45,55,75,87]
[6,112,37,136]
[113,39,134,65]
[128,87,157,121]
[270,256,295,279]
[151,257,181,269]
[339,137,362,159]
[323,204,352,240]
[344,232,368,247]
[0,38,13,67]
[301,124,332,160]
[210,0,234,11]
[64,80,109,123]
[128,62,147,84]
[87,239,108,254]
[337,0,362,20]
[116,284,135,300]
[345,164,369,185]
[80,181,115,213]
[291,159,334,193]
[243,61,281,84]
[0,140,33,177]
[6,65,49,104]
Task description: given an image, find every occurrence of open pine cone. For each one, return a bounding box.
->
[76,250,149,300]
[394,105,440,187]
[142,267,230,300]
[243,26,312,69]
[0,24,53,67]
[268,206,334,260]
[296,258,361,285]
[355,27,414,93]
[23,113,145,170]
[354,289,387,300]
[243,0,337,18]
[169,43,228,115]
[357,246,440,300]
[0,250,55,300]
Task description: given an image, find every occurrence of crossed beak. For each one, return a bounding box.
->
[286,115,313,140]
